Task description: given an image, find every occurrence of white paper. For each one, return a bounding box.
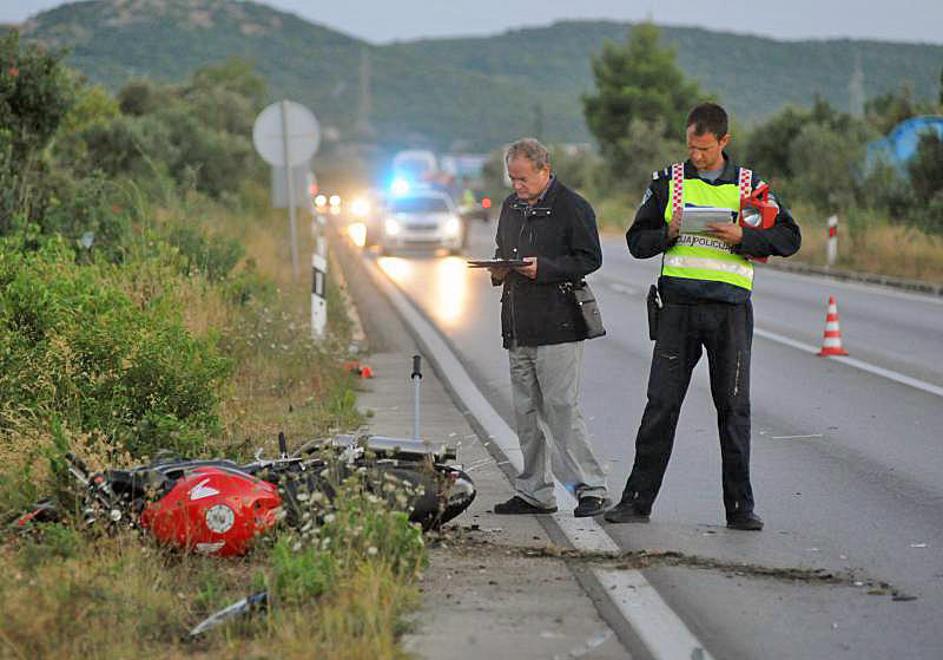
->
[681,207,736,234]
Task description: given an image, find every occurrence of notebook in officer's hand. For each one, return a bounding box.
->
[681,207,737,234]
[467,258,529,268]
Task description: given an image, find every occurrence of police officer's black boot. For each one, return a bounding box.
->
[603,490,651,524]
[726,511,763,531]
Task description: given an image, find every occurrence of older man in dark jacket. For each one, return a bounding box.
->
[489,138,609,518]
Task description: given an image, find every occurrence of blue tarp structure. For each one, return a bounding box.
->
[866,115,943,177]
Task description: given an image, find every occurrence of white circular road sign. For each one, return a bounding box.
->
[252,100,320,167]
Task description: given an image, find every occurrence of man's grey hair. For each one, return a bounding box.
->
[505,138,551,171]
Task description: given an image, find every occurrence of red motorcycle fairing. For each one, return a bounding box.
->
[139,466,281,557]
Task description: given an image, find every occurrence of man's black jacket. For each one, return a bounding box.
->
[493,178,602,348]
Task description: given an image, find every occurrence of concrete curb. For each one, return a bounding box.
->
[325,230,368,349]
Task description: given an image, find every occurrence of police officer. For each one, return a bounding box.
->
[605,103,801,530]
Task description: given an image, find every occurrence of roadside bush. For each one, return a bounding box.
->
[165,221,245,282]
[38,171,133,262]
[919,189,943,235]
[117,78,174,117]
[77,113,177,181]
[156,105,255,199]
[787,122,871,212]
[908,131,943,232]
[271,537,339,604]
[0,236,230,458]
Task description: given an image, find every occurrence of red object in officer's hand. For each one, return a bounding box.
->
[739,183,779,264]
[739,183,778,230]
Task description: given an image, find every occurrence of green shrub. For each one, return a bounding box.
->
[0,236,230,458]
[165,222,244,282]
[271,536,338,604]
[38,172,134,263]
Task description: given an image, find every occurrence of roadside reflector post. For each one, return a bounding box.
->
[411,355,422,440]
[311,242,327,338]
[826,214,838,269]
[310,209,328,338]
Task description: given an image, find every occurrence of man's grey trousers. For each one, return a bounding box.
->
[508,341,608,508]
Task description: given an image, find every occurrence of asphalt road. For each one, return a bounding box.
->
[363,217,943,659]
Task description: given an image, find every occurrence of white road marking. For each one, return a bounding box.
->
[770,434,824,440]
[754,328,943,399]
[363,252,712,660]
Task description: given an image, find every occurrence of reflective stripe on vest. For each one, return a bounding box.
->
[664,163,754,291]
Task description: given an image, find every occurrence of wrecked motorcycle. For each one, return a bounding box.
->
[16,432,476,557]
[12,356,476,557]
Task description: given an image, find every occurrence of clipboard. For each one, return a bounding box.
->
[467,258,529,268]
[681,207,736,234]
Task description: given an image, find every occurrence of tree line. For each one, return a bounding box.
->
[550,24,943,235]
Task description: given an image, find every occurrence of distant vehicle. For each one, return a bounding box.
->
[392,150,439,185]
[380,189,465,255]
[343,188,386,248]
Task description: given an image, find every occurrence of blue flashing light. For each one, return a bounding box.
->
[390,178,411,196]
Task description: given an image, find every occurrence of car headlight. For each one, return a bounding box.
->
[347,222,367,247]
[443,216,462,236]
[384,218,401,236]
[350,198,371,218]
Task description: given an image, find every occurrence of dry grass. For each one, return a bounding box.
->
[790,204,943,283]
[0,532,416,659]
[227,562,418,659]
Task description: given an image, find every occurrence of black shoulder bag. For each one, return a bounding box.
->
[570,281,606,339]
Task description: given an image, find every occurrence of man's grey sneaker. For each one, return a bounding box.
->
[493,495,558,515]
[603,500,651,524]
[727,512,764,531]
[573,496,610,518]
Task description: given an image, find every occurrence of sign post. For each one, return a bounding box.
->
[252,101,321,281]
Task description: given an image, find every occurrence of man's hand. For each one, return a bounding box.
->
[514,256,538,280]
[667,210,682,241]
[705,222,743,246]
[487,266,510,282]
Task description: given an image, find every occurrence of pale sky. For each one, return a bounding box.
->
[4,0,943,45]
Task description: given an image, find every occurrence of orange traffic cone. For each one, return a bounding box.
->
[817,296,849,356]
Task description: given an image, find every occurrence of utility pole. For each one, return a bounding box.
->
[355,47,375,140]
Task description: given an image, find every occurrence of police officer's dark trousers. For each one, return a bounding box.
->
[621,300,755,518]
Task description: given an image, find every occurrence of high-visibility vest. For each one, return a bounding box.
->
[662,163,755,291]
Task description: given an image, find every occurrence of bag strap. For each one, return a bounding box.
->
[662,162,686,277]
[738,167,753,198]
[670,162,685,218]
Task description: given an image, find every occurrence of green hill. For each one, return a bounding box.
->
[389,21,943,131]
[18,0,943,150]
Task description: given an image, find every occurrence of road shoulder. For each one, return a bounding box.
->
[331,236,627,659]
